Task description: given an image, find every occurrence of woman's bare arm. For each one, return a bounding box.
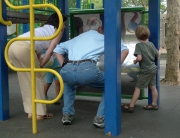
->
[40,31,63,68]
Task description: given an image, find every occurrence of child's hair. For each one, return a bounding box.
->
[44,12,67,29]
[135,25,150,41]
[74,17,83,34]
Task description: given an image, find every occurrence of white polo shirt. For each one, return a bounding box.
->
[18,25,56,54]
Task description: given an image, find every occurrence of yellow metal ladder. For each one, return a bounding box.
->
[1,0,64,134]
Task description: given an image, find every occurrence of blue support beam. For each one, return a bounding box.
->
[148,0,160,106]
[76,0,81,9]
[0,0,10,120]
[91,3,94,9]
[22,0,29,33]
[58,0,69,42]
[104,0,122,136]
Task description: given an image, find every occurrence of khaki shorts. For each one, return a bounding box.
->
[136,70,156,89]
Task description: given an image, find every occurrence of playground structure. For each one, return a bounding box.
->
[6,0,94,36]
[6,0,58,41]
[1,0,65,134]
[70,7,148,100]
[0,0,160,137]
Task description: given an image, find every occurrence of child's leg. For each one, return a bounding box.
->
[44,83,52,97]
[121,87,141,113]
[150,85,158,105]
[129,87,141,107]
[149,70,158,105]
[54,80,60,97]
[143,70,158,110]
[44,72,53,98]
[53,67,61,98]
[122,72,146,110]
[53,80,61,104]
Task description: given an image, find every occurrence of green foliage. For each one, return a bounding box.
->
[69,0,103,9]
[121,0,167,26]
[122,0,166,11]
[69,0,166,11]
[123,0,148,8]
[91,0,103,8]
[69,0,76,8]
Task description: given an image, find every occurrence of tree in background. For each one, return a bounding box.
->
[122,0,166,25]
[68,0,166,12]
[122,0,166,11]
[91,0,103,8]
[69,0,103,9]
[161,0,180,85]
[69,0,76,8]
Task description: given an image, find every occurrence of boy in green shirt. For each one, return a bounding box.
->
[122,25,162,113]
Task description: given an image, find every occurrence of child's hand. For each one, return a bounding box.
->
[159,46,163,51]
[133,60,137,64]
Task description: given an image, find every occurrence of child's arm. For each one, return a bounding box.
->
[133,55,142,64]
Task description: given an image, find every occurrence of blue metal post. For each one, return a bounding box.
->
[58,0,69,42]
[104,0,121,136]
[91,3,94,9]
[148,0,160,105]
[22,0,29,33]
[76,0,81,9]
[0,0,10,120]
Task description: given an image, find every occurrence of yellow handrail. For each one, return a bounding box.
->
[0,0,12,26]
[3,0,64,134]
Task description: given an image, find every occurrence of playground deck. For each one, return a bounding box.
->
[1,54,180,138]
[7,10,49,24]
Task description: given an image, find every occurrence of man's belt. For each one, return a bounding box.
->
[68,59,96,64]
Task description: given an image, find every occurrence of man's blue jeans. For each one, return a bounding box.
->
[60,61,105,117]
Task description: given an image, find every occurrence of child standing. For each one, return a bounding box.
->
[41,50,61,104]
[122,25,162,113]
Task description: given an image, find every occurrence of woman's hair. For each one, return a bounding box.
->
[86,17,102,31]
[44,12,67,29]
[135,25,150,41]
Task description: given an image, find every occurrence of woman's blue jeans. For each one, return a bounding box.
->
[60,61,105,117]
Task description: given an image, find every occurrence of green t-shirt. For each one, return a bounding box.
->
[134,41,159,74]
